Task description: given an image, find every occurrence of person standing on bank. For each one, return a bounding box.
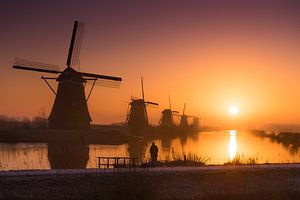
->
[150,142,158,164]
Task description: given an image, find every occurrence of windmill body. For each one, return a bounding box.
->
[192,117,200,129]
[179,103,188,128]
[13,21,122,130]
[48,67,91,129]
[127,99,149,131]
[159,97,177,128]
[179,115,189,128]
[159,109,175,128]
[126,77,158,132]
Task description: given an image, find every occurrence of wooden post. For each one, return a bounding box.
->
[107,158,109,168]
[98,157,101,168]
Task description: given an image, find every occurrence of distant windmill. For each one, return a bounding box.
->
[173,103,196,128]
[13,21,122,129]
[126,77,158,131]
[179,103,189,128]
[158,96,179,128]
[192,111,201,129]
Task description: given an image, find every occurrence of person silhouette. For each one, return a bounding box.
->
[150,142,158,165]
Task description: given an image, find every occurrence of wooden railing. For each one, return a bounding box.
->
[97,157,138,169]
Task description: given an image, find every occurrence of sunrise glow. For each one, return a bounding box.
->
[229,105,239,115]
[228,130,237,161]
[1,1,300,127]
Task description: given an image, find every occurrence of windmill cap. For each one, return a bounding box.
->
[57,67,85,82]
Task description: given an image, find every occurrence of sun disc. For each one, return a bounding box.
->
[229,105,239,115]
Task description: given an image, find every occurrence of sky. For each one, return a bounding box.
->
[1,0,300,127]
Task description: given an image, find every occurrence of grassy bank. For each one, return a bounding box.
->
[0,167,299,200]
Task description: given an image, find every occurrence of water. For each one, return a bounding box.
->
[0,130,299,170]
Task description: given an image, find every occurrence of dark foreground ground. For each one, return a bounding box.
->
[0,166,299,200]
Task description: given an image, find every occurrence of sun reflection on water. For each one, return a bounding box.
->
[229,130,237,161]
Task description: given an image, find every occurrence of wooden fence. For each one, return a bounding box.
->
[97,157,138,169]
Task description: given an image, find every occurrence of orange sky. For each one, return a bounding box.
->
[1,1,300,127]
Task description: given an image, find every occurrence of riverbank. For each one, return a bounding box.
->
[0,126,131,144]
[251,130,300,154]
[0,164,299,200]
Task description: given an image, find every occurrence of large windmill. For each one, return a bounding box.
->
[126,77,158,131]
[13,21,122,130]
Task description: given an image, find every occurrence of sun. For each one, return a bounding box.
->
[229,105,239,115]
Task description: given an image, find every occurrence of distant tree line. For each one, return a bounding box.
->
[0,108,48,130]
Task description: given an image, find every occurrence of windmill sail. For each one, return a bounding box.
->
[66,21,85,67]
[79,71,122,81]
[141,76,145,100]
[145,101,159,106]
[86,78,122,88]
[13,58,61,74]
[81,71,122,88]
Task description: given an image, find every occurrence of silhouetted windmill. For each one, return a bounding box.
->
[179,103,189,128]
[192,111,201,129]
[13,21,122,129]
[126,77,158,131]
[173,103,196,128]
[159,96,179,128]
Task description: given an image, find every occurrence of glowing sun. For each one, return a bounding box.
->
[229,105,239,115]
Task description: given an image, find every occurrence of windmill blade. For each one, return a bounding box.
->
[66,21,85,67]
[13,58,61,74]
[141,76,145,100]
[145,101,159,106]
[173,113,195,118]
[71,22,85,67]
[79,71,122,81]
[85,78,122,88]
[183,103,186,115]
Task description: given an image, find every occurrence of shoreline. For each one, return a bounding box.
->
[0,163,299,200]
[0,127,131,144]
[1,163,299,175]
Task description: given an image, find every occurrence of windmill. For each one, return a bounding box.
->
[179,103,189,128]
[192,111,201,129]
[173,103,196,128]
[158,96,179,128]
[13,21,122,130]
[126,77,158,131]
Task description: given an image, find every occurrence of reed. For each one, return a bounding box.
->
[161,150,210,166]
[225,154,259,165]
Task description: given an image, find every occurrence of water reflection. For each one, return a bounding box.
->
[143,131,299,164]
[0,130,299,170]
[87,144,128,168]
[127,138,147,164]
[0,143,49,170]
[48,143,89,169]
[228,130,237,161]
